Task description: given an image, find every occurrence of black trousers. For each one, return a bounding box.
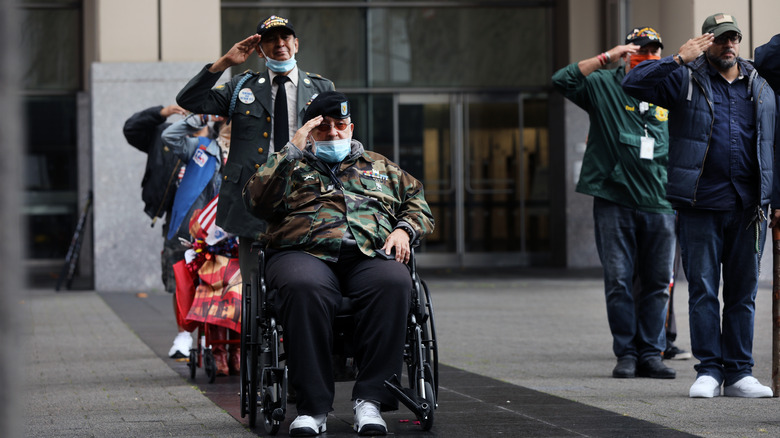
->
[266,247,411,415]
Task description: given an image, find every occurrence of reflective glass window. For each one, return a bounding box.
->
[220,8,367,87]
[368,7,551,88]
[19,6,81,91]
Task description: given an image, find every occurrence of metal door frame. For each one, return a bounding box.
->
[393,93,535,268]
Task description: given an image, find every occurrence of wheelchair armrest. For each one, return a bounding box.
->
[250,240,265,254]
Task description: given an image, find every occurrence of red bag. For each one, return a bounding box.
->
[186,255,242,333]
[173,259,200,332]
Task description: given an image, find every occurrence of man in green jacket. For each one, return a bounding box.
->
[552,27,676,380]
[244,91,433,436]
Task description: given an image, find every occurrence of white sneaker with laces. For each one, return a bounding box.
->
[168,331,192,358]
[724,376,774,398]
[353,399,387,436]
[289,414,327,436]
[689,375,721,398]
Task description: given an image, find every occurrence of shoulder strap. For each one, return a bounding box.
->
[228,73,254,118]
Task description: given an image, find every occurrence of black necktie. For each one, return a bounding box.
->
[273,75,290,150]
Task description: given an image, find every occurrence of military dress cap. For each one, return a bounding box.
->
[702,13,741,37]
[257,15,295,37]
[625,27,664,49]
[302,91,351,124]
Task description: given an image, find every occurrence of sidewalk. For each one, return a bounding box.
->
[22,272,780,437]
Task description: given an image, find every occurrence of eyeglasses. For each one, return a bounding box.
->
[314,121,350,132]
[714,33,742,45]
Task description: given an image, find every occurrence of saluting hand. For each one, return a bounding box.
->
[606,43,640,62]
[678,33,714,64]
[160,104,186,118]
[209,34,262,73]
[290,115,324,151]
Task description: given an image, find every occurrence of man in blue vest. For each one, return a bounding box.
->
[623,13,779,398]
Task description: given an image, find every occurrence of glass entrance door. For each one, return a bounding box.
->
[394,93,550,268]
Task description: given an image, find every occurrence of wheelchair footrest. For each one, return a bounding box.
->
[383,374,433,423]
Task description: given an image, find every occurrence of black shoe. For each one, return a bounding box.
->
[663,345,692,360]
[637,356,676,379]
[612,357,636,378]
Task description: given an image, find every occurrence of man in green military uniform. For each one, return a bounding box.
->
[244,91,433,436]
[176,15,334,291]
[552,27,676,380]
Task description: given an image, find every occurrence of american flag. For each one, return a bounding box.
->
[196,195,231,245]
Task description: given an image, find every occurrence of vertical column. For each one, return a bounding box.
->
[0,0,23,435]
[96,0,159,62]
[160,0,221,62]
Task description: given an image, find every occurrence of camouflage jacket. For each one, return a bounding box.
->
[243,139,434,262]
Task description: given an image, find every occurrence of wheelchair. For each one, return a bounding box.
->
[239,243,439,435]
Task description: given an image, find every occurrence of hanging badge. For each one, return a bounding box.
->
[193,149,208,167]
[640,136,655,160]
[238,88,255,104]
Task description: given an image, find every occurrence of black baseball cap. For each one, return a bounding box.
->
[257,15,295,37]
[302,92,351,125]
[625,26,664,49]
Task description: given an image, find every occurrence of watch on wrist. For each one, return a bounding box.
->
[674,53,685,65]
[396,223,414,240]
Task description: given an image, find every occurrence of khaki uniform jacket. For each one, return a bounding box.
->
[243,140,435,262]
[176,65,335,239]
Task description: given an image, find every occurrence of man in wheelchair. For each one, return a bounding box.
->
[243,91,434,436]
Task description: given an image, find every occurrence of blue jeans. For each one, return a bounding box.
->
[677,206,766,386]
[593,198,675,363]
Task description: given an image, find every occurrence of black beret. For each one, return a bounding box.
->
[302,91,351,125]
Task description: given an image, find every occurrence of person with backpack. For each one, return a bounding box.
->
[123,104,192,358]
[162,113,234,375]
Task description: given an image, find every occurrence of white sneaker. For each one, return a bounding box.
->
[167,331,192,358]
[689,375,721,398]
[353,399,387,436]
[724,376,774,398]
[289,414,327,436]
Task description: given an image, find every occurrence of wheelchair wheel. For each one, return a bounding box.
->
[188,349,197,380]
[420,278,439,397]
[420,381,435,431]
[204,349,216,383]
[246,276,261,427]
[240,283,249,417]
[262,385,281,435]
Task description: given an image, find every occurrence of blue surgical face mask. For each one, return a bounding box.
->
[314,138,351,163]
[264,52,297,73]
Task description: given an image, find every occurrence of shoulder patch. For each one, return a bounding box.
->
[306,72,329,80]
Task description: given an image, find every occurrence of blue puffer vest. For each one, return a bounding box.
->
[666,56,776,207]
